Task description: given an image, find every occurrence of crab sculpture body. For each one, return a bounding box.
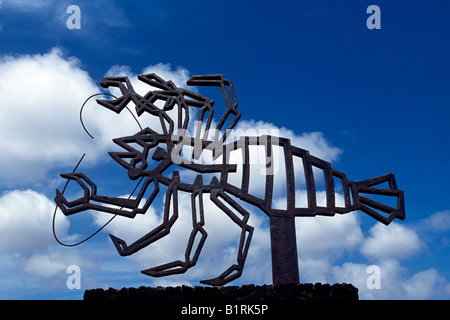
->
[55,74,405,286]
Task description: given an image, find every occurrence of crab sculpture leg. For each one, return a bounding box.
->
[110,171,181,257]
[140,175,208,277]
[200,178,254,287]
[138,174,254,287]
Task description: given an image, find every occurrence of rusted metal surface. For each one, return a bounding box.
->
[55,73,405,286]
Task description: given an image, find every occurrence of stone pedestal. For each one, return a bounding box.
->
[84,283,358,301]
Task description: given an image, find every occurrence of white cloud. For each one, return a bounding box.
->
[0,48,100,184]
[0,49,195,186]
[21,249,87,278]
[332,260,448,300]
[299,259,332,283]
[402,268,443,299]
[0,189,69,253]
[360,222,422,261]
[297,212,363,261]
[418,210,450,232]
[0,189,91,297]
[294,195,364,284]
[22,253,67,278]
[235,120,342,163]
[141,63,192,89]
[328,217,449,299]
[105,62,192,97]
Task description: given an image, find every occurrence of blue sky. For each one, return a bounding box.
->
[0,0,449,299]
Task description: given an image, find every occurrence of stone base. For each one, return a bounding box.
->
[84,283,358,301]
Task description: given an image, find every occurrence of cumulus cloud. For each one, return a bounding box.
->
[105,62,192,92]
[20,249,89,278]
[360,222,422,261]
[0,48,100,184]
[0,189,89,297]
[235,120,342,163]
[297,212,363,261]
[0,189,69,253]
[418,210,450,232]
[402,268,443,299]
[326,213,450,299]
[295,194,363,283]
[0,49,194,186]
[332,260,447,300]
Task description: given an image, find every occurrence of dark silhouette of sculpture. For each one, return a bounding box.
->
[55,73,405,286]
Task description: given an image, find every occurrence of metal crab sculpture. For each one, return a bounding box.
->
[55,73,405,286]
